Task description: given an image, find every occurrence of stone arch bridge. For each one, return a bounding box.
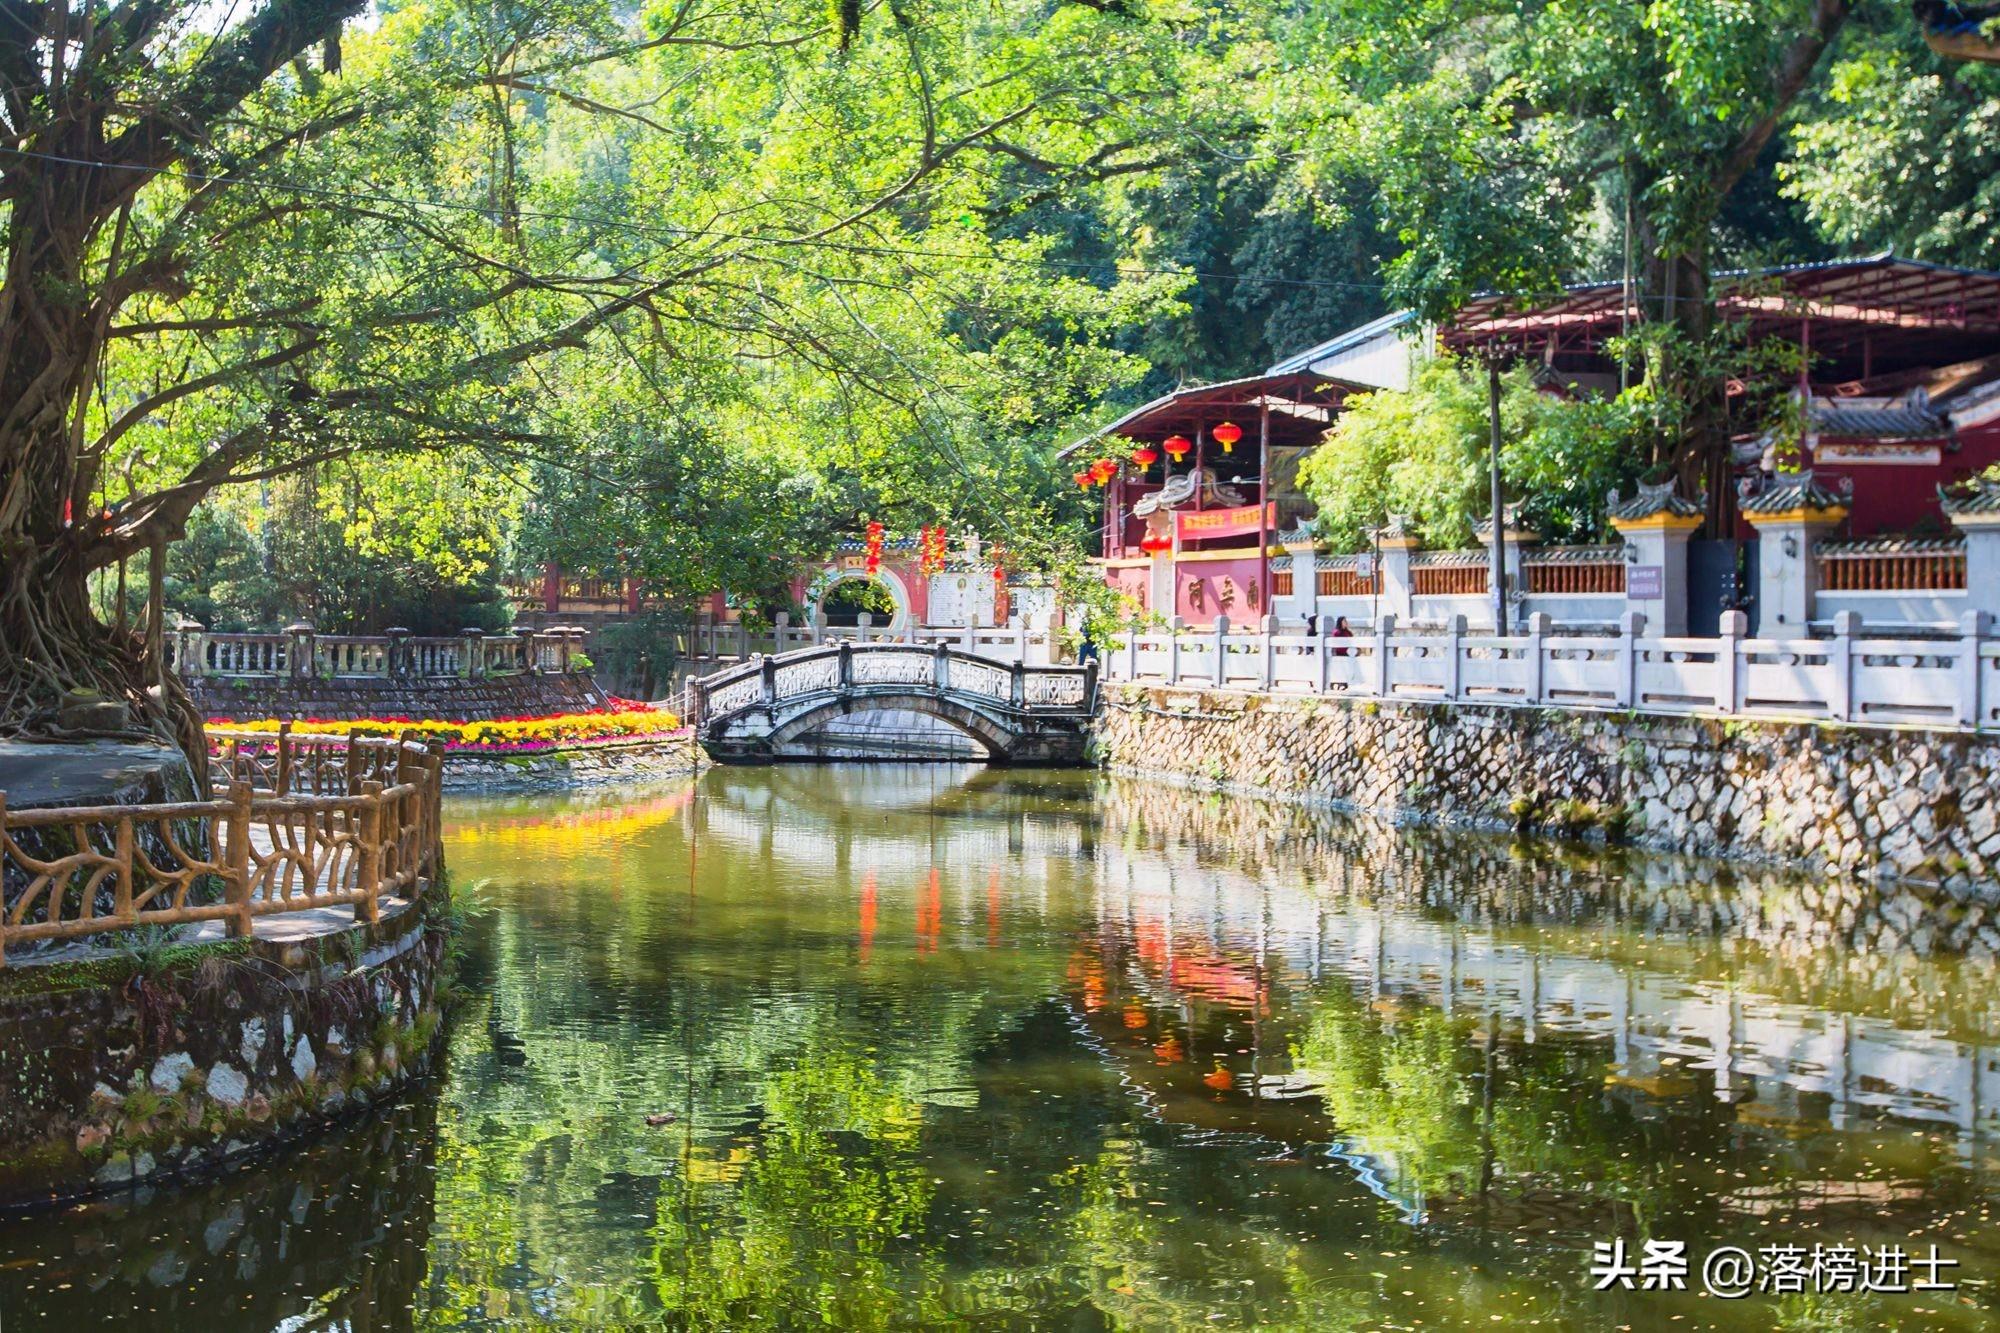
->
[691,642,1098,764]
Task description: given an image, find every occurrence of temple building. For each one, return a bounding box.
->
[1082,254,2000,637]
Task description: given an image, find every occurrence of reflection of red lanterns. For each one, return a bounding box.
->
[1130,443,1159,468]
[1212,421,1243,453]
[1202,1066,1234,1092]
[1163,434,1191,462]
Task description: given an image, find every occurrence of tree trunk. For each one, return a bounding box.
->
[0,198,203,769]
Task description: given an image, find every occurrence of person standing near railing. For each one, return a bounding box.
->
[1330,616,1353,656]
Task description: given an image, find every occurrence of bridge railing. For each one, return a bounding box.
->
[0,731,444,965]
[687,641,1097,729]
[677,613,1061,668]
[1107,609,1999,731]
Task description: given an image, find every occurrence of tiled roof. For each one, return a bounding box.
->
[1606,481,1702,521]
[1941,478,2000,515]
[1810,400,1949,440]
[1738,471,1850,515]
[1817,535,1963,555]
[1522,545,1624,565]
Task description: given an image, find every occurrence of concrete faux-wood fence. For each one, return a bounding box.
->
[1095,682,2000,888]
[0,731,452,1209]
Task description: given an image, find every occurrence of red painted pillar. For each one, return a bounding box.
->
[542,561,560,614]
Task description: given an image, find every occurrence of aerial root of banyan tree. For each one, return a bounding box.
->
[0,552,210,786]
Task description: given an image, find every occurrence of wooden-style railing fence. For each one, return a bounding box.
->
[0,729,444,966]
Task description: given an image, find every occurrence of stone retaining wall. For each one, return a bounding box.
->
[442,733,706,792]
[0,891,451,1210]
[190,671,607,723]
[1094,683,2000,889]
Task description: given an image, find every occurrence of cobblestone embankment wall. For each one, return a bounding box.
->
[190,672,608,723]
[1095,683,2000,889]
[0,894,450,1211]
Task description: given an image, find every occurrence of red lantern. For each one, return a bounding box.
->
[1091,458,1118,486]
[992,562,1005,587]
[1163,434,1192,462]
[1212,421,1243,454]
[1073,470,1091,489]
[864,520,885,576]
[1130,443,1159,468]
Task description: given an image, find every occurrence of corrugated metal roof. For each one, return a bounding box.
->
[1266,310,1420,376]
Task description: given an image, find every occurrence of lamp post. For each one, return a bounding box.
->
[1486,358,1508,635]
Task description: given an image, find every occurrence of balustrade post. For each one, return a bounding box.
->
[225,781,254,938]
[1167,616,1184,684]
[1444,614,1466,700]
[1212,615,1230,688]
[934,639,951,692]
[520,628,540,675]
[385,626,412,678]
[1083,658,1100,712]
[1125,624,1140,681]
[285,622,315,679]
[460,627,484,679]
[1010,660,1026,708]
[687,678,707,730]
[1828,610,1857,722]
[356,780,383,924]
[1716,610,1746,713]
[276,721,295,795]
[1373,614,1395,697]
[1256,615,1274,690]
[1317,617,1333,693]
[759,654,777,706]
[962,621,976,654]
[171,617,205,679]
[1526,612,1550,705]
[857,611,873,645]
[1617,611,1645,709]
[838,640,854,688]
[1957,609,1990,728]
[774,612,791,654]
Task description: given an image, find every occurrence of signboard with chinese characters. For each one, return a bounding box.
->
[1627,564,1663,600]
[1175,502,1276,543]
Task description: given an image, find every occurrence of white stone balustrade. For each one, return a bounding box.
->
[166,622,591,679]
[1109,609,2000,732]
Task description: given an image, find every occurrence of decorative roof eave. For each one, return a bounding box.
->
[1738,470,1852,518]
[1941,477,2000,520]
[1473,501,1539,543]
[1605,481,1703,523]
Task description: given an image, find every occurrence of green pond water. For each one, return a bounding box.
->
[2,765,1997,1330]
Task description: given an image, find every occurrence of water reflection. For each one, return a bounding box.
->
[0,764,1994,1328]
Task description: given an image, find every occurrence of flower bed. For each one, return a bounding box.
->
[213,703,682,754]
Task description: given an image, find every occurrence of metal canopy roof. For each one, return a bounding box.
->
[1443,254,2000,382]
[1061,370,1366,458]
